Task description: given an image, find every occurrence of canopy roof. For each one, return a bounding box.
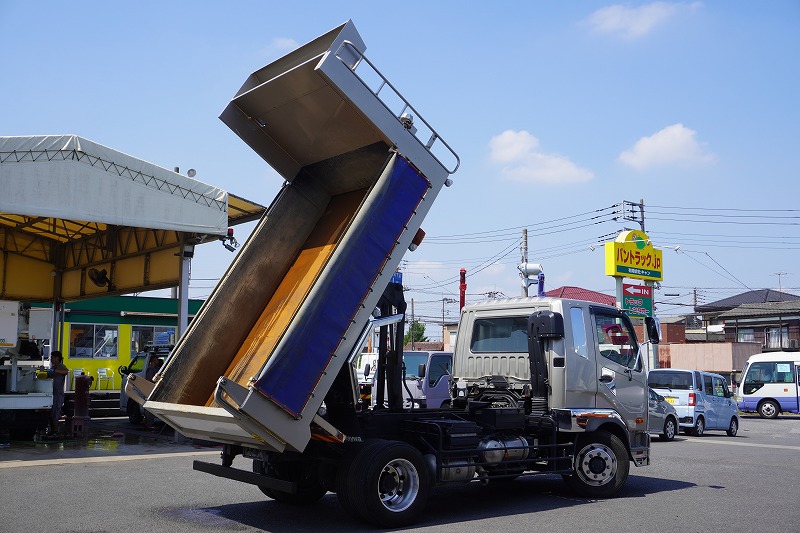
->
[0,135,265,301]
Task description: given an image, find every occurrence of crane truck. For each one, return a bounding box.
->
[126,21,656,527]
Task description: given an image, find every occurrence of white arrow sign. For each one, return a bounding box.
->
[623,284,652,298]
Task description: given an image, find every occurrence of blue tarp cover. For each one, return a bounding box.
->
[255,156,429,417]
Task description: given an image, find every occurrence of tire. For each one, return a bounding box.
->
[726,417,739,437]
[337,440,429,528]
[692,417,705,437]
[336,440,386,520]
[252,458,327,505]
[563,431,630,498]
[659,417,677,442]
[758,400,779,419]
[127,399,143,425]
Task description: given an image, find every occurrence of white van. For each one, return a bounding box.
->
[648,368,739,437]
[736,351,800,418]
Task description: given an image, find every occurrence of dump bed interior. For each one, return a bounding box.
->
[143,21,456,452]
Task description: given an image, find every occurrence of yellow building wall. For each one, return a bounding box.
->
[59,322,133,391]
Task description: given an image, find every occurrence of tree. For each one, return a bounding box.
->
[404,319,428,346]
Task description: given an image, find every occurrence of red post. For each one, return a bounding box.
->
[459,268,467,311]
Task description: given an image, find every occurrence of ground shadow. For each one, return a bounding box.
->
[171,473,695,531]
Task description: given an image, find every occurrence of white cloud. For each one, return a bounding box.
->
[261,37,299,59]
[587,2,702,39]
[489,130,594,185]
[619,123,714,170]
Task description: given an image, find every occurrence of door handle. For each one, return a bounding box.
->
[599,375,613,383]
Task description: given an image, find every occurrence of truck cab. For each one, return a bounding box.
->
[451,297,653,468]
[118,344,171,424]
[400,350,452,409]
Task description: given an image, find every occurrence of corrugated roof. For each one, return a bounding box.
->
[717,300,800,319]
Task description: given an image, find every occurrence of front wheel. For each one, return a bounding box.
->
[563,431,629,498]
[126,399,143,425]
[337,440,429,528]
[758,400,779,419]
[660,417,677,442]
[726,417,739,437]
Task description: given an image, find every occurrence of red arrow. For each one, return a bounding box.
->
[623,284,652,297]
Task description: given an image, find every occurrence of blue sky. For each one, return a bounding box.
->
[2,1,798,337]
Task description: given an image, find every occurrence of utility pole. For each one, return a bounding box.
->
[639,198,645,232]
[521,228,528,297]
[773,272,789,298]
[410,298,415,350]
[623,199,646,232]
[441,297,457,345]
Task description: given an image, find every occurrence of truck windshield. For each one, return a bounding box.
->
[402,352,429,378]
[470,317,528,353]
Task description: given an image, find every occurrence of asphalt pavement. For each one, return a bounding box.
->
[0,416,222,463]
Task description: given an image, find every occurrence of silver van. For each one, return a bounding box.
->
[648,368,739,437]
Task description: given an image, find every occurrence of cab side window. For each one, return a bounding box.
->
[593,312,640,370]
[428,354,452,387]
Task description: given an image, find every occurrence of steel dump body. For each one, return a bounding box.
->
[143,21,457,453]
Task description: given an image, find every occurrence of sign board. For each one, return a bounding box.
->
[390,271,403,285]
[622,283,653,318]
[604,229,663,281]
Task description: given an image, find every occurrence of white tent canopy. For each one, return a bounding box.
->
[0,135,229,235]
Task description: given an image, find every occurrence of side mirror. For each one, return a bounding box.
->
[418,363,426,379]
[118,365,129,376]
[363,363,371,379]
[645,316,661,344]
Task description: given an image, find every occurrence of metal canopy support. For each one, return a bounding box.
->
[178,255,191,340]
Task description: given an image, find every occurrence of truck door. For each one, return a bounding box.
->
[591,310,647,429]
[424,352,453,408]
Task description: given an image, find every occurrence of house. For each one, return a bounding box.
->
[717,300,800,350]
[696,289,800,351]
[655,289,800,379]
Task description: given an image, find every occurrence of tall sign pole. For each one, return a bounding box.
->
[605,229,663,369]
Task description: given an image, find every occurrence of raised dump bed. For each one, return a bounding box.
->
[138,21,457,453]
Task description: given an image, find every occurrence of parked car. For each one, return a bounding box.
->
[648,387,679,441]
[118,344,172,424]
[648,368,739,437]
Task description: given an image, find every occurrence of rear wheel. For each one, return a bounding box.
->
[563,431,629,498]
[758,400,779,419]
[253,458,327,505]
[692,417,705,437]
[126,399,143,425]
[337,440,429,527]
[660,417,677,441]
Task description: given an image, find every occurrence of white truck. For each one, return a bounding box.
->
[361,350,453,409]
[0,300,52,439]
[126,21,655,527]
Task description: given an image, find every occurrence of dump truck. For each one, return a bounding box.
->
[127,21,656,527]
